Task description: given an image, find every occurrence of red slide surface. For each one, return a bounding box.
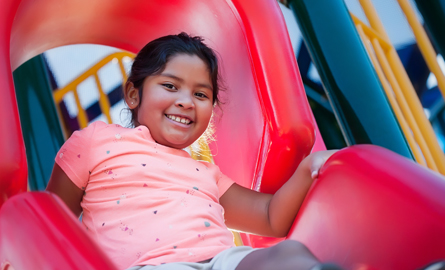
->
[0,0,444,269]
[289,145,445,269]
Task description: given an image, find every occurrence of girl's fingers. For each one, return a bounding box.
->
[311,170,319,180]
[309,150,339,180]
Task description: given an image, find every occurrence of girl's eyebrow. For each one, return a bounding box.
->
[160,72,213,91]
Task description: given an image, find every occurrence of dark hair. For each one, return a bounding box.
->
[126,32,222,127]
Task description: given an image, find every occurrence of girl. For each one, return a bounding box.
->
[46,33,340,270]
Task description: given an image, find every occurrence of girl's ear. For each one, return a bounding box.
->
[125,82,140,109]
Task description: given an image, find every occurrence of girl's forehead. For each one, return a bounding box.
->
[162,55,211,80]
[165,54,207,68]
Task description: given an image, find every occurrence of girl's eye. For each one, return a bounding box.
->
[162,83,176,90]
[195,92,209,99]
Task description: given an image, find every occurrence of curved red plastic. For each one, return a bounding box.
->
[288,145,445,269]
[3,0,445,269]
[0,0,28,206]
[0,192,118,269]
[2,0,314,268]
[227,0,315,194]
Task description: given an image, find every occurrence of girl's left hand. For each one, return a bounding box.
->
[221,148,340,237]
[310,150,338,180]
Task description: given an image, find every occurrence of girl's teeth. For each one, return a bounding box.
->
[168,115,190,124]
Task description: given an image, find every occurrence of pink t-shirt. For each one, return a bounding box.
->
[56,121,235,269]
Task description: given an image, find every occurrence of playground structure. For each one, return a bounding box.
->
[1,0,445,269]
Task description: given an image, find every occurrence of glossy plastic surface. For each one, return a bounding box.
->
[3,0,445,269]
[288,145,445,269]
[0,0,27,206]
[1,0,314,268]
[289,0,413,159]
[0,192,118,269]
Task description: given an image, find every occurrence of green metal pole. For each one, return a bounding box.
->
[289,0,413,159]
[13,55,65,191]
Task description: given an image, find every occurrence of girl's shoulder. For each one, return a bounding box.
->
[82,121,130,134]
[77,120,109,133]
[197,160,222,173]
[87,121,125,130]
[68,121,131,142]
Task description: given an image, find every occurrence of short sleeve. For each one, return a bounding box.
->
[217,171,235,198]
[55,122,99,190]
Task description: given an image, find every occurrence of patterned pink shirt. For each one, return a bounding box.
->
[56,121,235,269]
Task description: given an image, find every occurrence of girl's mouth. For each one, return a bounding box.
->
[165,114,192,125]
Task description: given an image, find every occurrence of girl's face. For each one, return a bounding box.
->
[135,54,214,149]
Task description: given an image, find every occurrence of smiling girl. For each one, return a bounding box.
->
[46,33,341,270]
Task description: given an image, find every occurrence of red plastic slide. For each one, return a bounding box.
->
[0,0,444,269]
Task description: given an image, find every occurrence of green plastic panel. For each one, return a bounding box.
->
[13,55,65,191]
[415,0,445,58]
[305,83,347,150]
[289,0,413,159]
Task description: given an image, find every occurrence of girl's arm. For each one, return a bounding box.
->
[220,150,337,237]
[46,163,84,218]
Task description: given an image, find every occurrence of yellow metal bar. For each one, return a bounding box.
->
[386,47,445,173]
[386,49,445,174]
[53,51,134,133]
[54,84,72,103]
[94,73,113,124]
[72,89,88,129]
[373,39,437,170]
[118,58,128,82]
[358,0,391,42]
[54,52,134,103]
[357,0,445,174]
[357,25,427,167]
[397,0,445,100]
[350,14,391,51]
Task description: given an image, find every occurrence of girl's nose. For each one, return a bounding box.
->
[175,94,195,109]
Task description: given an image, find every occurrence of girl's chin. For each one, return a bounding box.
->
[155,130,201,148]
[164,137,194,149]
